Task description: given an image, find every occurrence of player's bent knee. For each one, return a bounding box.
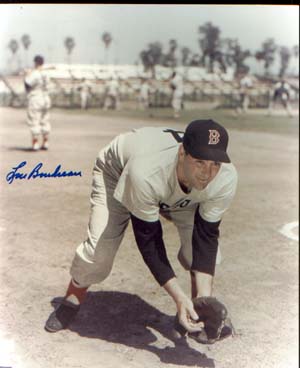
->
[70,256,113,286]
[75,241,96,263]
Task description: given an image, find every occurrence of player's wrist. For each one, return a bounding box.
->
[163,277,190,305]
[191,270,213,297]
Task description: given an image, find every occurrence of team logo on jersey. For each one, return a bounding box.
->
[159,199,191,210]
[208,130,220,145]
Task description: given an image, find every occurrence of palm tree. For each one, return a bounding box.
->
[291,45,299,76]
[140,42,163,78]
[190,53,201,66]
[181,47,191,66]
[169,39,178,55]
[225,39,251,76]
[292,45,299,58]
[8,39,20,74]
[8,39,19,55]
[198,22,225,73]
[163,39,178,68]
[64,37,75,64]
[255,38,277,76]
[21,34,31,68]
[140,50,151,72]
[222,38,237,67]
[278,46,291,78]
[102,32,112,64]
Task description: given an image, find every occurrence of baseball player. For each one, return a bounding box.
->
[103,75,120,110]
[78,78,92,110]
[24,55,52,151]
[236,72,253,115]
[268,79,294,117]
[170,72,184,119]
[45,119,238,338]
[138,77,151,110]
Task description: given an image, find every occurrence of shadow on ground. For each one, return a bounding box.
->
[50,291,215,368]
[7,146,38,152]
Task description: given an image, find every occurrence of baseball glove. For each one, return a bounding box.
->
[174,296,235,344]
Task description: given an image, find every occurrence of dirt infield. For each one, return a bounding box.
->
[0,107,298,368]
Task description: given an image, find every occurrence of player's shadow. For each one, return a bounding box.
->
[7,146,39,152]
[51,291,215,368]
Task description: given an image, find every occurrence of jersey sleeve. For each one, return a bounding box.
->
[114,161,160,222]
[199,167,238,223]
[131,214,176,286]
[24,70,38,88]
[191,211,220,276]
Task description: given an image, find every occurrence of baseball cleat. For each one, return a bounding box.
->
[45,299,80,332]
[32,139,40,151]
[41,140,49,150]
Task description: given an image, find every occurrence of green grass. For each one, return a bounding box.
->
[53,107,299,137]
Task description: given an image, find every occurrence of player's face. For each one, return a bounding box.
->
[182,153,221,191]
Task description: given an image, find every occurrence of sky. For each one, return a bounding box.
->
[0,4,299,73]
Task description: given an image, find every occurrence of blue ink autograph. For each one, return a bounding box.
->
[6,161,82,184]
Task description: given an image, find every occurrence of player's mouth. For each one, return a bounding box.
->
[197,177,209,183]
[195,179,209,190]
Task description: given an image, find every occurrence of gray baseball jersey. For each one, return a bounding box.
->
[96,126,238,222]
[24,69,50,101]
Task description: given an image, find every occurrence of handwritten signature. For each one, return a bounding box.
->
[6,161,82,184]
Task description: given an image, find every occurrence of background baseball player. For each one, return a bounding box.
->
[268,79,294,117]
[45,119,238,340]
[235,71,253,115]
[169,72,184,119]
[103,75,120,110]
[78,78,92,110]
[138,77,151,110]
[24,55,52,151]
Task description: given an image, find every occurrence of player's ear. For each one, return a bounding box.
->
[179,144,185,157]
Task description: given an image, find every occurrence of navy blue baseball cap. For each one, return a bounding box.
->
[34,55,44,65]
[183,119,230,163]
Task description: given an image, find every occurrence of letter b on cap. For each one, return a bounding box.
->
[208,129,220,145]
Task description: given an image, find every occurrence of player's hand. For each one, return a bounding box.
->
[177,298,204,333]
[163,278,203,333]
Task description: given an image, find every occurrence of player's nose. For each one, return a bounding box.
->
[201,161,214,176]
